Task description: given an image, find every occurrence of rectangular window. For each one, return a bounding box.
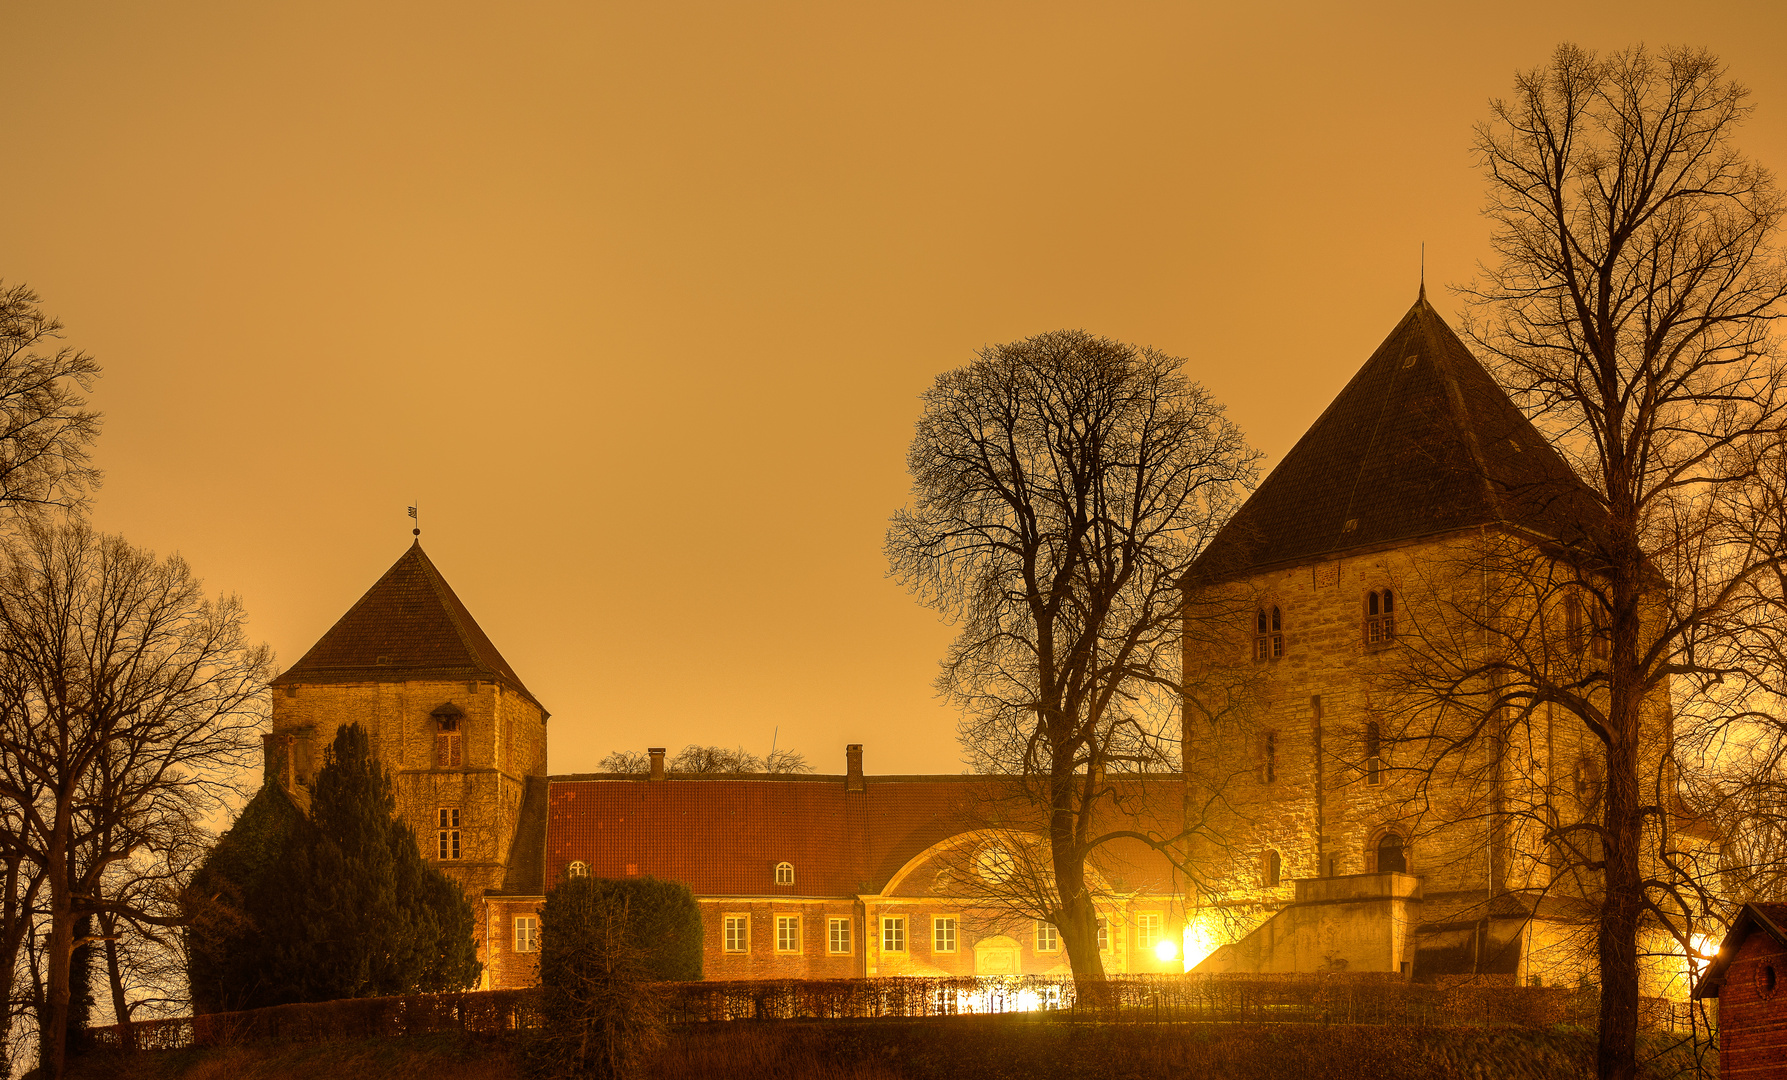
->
[1036,922,1059,952]
[437,808,461,860]
[828,917,852,955]
[723,915,749,953]
[775,915,801,953]
[1260,731,1278,784]
[1097,917,1109,952]
[1136,913,1162,951]
[436,731,462,769]
[514,916,538,953]
[881,916,906,954]
[933,917,957,953]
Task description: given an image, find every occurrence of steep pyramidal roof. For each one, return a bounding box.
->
[271,542,544,710]
[1191,295,1606,581]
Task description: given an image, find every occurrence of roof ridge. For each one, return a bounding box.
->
[1420,303,1503,526]
[410,544,499,679]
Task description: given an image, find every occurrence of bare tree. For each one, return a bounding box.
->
[0,285,101,516]
[1421,43,1787,1080]
[595,745,814,776]
[888,330,1258,977]
[0,520,269,1078]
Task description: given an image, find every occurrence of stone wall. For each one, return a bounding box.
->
[1182,529,1679,983]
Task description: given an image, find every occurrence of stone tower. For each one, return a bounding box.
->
[266,541,550,920]
[1180,293,1662,986]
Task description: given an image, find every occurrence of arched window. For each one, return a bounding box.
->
[775,861,794,886]
[1365,721,1383,786]
[1262,849,1281,888]
[567,860,589,879]
[1255,606,1284,660]
[1374,831,1408,874]
[1365,589,1395,644]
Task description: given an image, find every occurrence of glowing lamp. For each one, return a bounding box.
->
[1154,938,1178,962]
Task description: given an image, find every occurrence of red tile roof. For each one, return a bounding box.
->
[271,542,544,711]
[542,774,1185,897]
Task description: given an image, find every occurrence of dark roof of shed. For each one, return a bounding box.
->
[543,775,1183,897]
[1693,902,1787,999]
[1190,294,1607,583]
[270,542,544,711]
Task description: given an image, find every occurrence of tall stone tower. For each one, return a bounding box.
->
[266,541,549,929]
[1181,293,1652,986]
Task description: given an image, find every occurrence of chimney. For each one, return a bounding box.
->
[845,744,865,793]
[648,747,666,781]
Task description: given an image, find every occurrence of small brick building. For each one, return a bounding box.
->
[1693,903,1787,1079]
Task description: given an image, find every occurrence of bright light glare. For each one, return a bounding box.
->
[1691,934,1718,971]
[1154,937,1178,962]
[1182,923,1218,972]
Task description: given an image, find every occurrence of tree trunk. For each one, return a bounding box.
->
[1049,776,1107,983]
[102,916,133,1050]
[44,817,72,1079]
[1595,537,1644,1080]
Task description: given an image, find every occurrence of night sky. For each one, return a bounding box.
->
[5,2,1783,775]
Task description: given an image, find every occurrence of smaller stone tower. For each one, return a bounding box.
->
[267,541,550,947]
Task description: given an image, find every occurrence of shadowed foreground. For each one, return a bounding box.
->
[66,1018,1712,1080]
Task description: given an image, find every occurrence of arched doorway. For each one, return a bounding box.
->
[1375,832,1407,873]
[973,935,1021,975]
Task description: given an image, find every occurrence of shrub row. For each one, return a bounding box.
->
[82,974,1707,1052]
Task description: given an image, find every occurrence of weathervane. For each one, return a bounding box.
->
[409,503,419,538]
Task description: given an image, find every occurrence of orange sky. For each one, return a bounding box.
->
[4,2,1784,776]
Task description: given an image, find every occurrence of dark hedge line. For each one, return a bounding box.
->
[83,974,1708,1053]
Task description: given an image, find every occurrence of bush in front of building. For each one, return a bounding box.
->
[187,724,481,1010]
[528,876,697,1078]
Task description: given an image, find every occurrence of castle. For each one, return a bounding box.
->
[260,293,1704,994]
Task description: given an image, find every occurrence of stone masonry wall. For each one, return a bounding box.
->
[1182,530,1671,969]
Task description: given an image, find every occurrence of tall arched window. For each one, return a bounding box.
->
[1374,831,1407,874]
[1262,849,1281,888]
[1259,730,1278,784]
[1255,605,1284,660]
[1365,720,1383,786]
[1365,589,1395,644]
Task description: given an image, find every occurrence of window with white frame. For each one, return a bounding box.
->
[881,916,906,953]
[828,917,852,955]
[567,860,589,878]
[1136,912,1162,952]
[437,808,461,860]
[775,915,801,953]
[723,914,749,953]
[1036,921,1059,952]
[775,861,794,886]
[1097,917,1110,952]
[514,916,538,953]
[933,916,957,953]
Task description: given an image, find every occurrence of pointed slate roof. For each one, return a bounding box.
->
[271,542,545,712]
[1190,294,1607,582]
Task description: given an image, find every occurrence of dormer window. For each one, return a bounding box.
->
[568,860,589,879]
[1365,589,1395,645]
[775,861,794,886]
[1254,606,1283,661]
[432,704,464,769]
